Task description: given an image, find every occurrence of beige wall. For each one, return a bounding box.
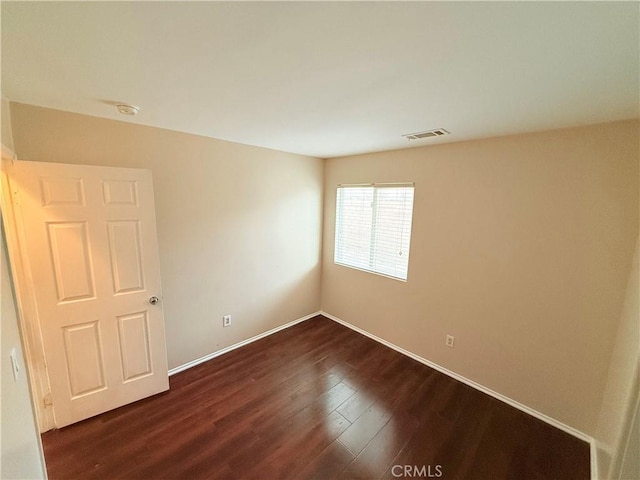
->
[10,103,324,369]
[1,98,46,478]
[1,232,46,479]
[322,120,639,435]
[595,235,639,479]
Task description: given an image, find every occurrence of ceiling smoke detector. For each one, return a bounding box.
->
[116,104,140,116]
[402,128,450,141]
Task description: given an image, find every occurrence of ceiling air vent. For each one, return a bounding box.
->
[402,128,450,141]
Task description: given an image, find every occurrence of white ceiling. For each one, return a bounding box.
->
[2,2,638,159]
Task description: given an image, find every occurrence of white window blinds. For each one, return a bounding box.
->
[334,183,414,281]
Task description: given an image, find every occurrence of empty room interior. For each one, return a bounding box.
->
[1,2,639,480]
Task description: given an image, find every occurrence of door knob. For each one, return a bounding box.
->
[149,296,160,305]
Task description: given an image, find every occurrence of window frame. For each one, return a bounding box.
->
[334,182,415,282]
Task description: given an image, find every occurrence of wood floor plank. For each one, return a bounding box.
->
[339,411,420,480]
[337,402,392,456]
[41,315,590,480]
[335,390,376,423]
[245,410,351,480]
[298,440,355,480]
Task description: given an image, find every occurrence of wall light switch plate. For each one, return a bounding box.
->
[10,348,20,381]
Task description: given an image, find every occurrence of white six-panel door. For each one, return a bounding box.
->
[9,160,169,427]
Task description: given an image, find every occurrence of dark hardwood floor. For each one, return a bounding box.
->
[42,315,589,479]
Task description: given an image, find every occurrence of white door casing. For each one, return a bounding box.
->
[7,160,169,428]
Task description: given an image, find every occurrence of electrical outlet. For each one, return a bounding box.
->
[445,335,455,348]
[222,315,231,328]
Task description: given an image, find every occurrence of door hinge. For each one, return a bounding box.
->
[43,393,53,408]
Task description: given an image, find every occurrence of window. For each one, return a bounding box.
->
[334,183,414,281]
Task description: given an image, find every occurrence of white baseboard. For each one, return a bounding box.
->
[168,311,320,376]
[320,310,594,446]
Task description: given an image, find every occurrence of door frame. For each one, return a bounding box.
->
[2,156,56,432]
